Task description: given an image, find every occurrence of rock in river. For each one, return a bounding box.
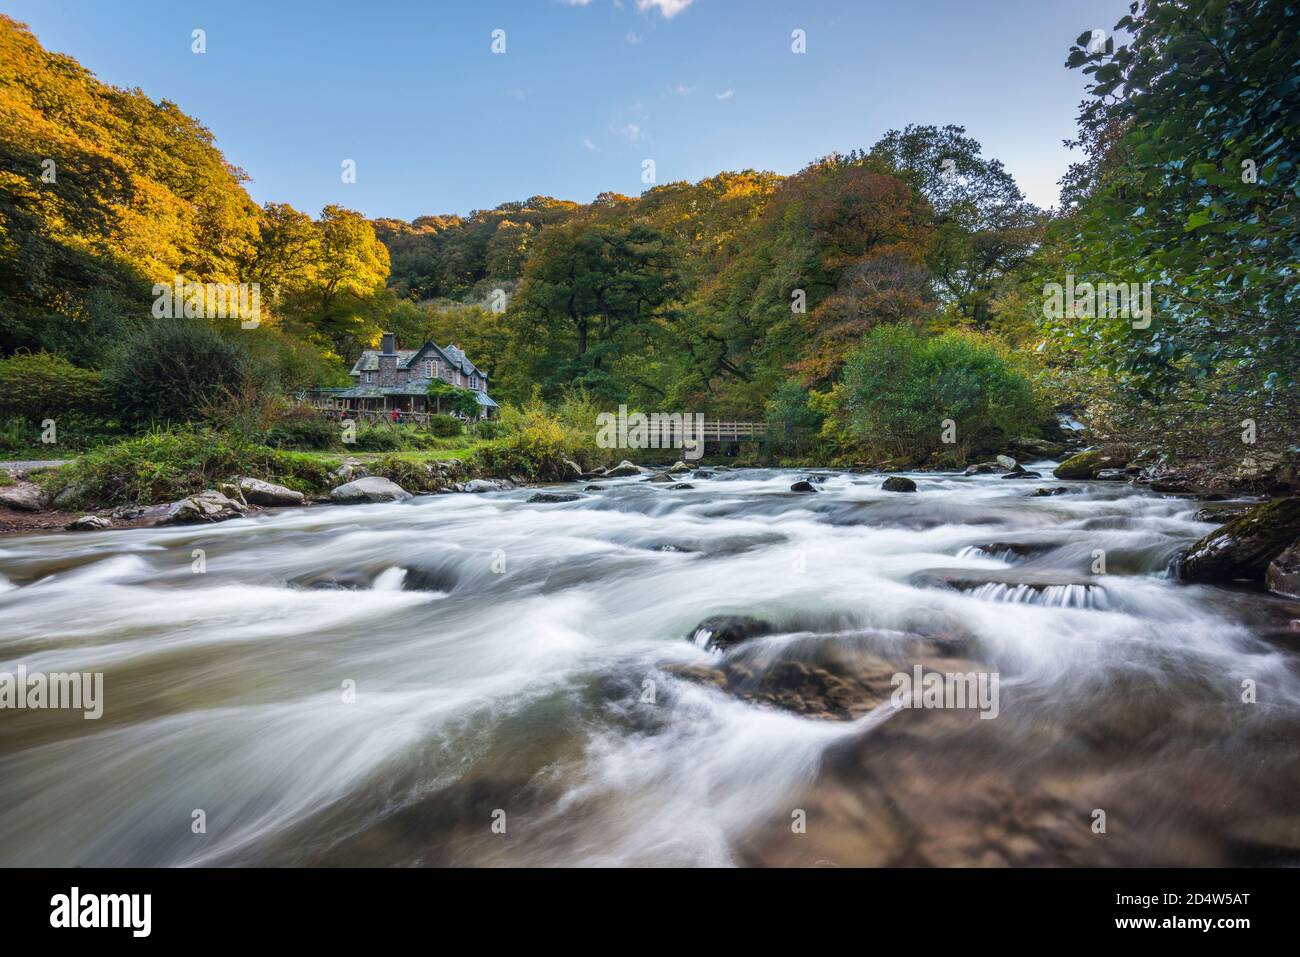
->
[1053,445,1132,480]
[1177,498,1300,584]
[688,614,775,652]
[330,477,413,504]
[527,492,580,504]
[790,480,819,493]
[1266,540,1300,598]
[881,476,918,493]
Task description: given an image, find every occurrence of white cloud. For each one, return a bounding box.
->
[672,83,691,96]
[558,0,594,6]
[715,88,733,100]
[637,0,695,18]
[612,122,645,143]
[583,138,601,151]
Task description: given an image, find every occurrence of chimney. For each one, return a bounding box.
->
[381,332,396,355]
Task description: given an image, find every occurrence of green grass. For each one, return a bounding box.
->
[291,445,482,467]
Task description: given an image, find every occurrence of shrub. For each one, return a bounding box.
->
[0,352,111,419]
[840,326,1041,461]
[352,424,404,452]
[105,320,254,425]
[262,405,339,450]
[428,414,465,437]
[472,419,506,440]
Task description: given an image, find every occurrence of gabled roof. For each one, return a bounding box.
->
[349,340,488,379]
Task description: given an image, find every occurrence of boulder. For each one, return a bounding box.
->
[1032,486,1071,497]
[329,477,412,504]
[1193,503,1253,523]
[964,461,1005,475]
[646,472,674,483]
[0,483,49,512]
[1265,540,1300,599]
[66,514,111,531]
[692,470,715,480]
[583,484,606,492]
[330,460,370,482]
[1007,437,1067,460]
[1178,498,1300,584]
[667,461,692,474]
[560,459,584,481]
[1001,470,1041,480]
[881,476,918,493]
[1053,445,1132,480]
[238,477,305,507]
[527,491,581,504]
[790,480,819,493]
[688,614,775,652]
[163,489,247,525]
[995,455,1019,470]
[463,478,512,493]
[51,483,89,509]
[668,483,694,491]
[603,460,642,478]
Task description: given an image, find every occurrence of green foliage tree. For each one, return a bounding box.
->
[1053,0,1299,446]
[840,325,1041,461]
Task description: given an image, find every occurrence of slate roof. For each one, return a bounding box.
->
[348,340,486,379]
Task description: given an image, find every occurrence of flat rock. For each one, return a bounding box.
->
[66,514,111,531]
[527,491,580,504]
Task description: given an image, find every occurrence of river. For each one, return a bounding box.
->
[1,464,1298,866]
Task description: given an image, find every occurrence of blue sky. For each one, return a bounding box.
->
[4,0,1128,219]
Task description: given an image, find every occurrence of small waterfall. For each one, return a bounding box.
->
[956,545,1024,564]
[964,581,1108,610]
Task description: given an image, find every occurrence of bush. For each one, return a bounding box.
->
[42,428,331,508]
[840,326,1041,461]
[352,424,404,452]
[261,405,339,450]
[0,352,111,419]
[472,419,506,440]
[105,320,254,425]
[428,414,465,437]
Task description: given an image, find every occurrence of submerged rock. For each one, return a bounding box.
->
[583,484,606,491]
[1032,486,1071,496]
[1178,498,1300,584]
[663,657,896,721]
[668,483,694,491]
[527,491,580,503]
[964,462,1005,475]
[330,476,412,504]
[790,480,819,493]
[238,477,305,507]
[687,614,775,652]
[646,472,674,483]
[1001,470,1041,479]
[881,476,918,493]
[1266,540,1300,598]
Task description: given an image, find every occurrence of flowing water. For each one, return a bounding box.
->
[1,466,1298,867]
